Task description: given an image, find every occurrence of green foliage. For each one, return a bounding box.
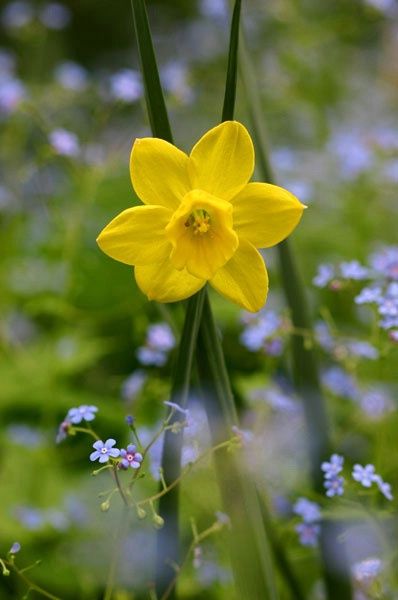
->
[1,0,397,598]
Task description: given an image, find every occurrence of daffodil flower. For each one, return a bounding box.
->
[97,121,305,312]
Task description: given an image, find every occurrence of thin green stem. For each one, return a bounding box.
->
[4,561,61,600]
[103,507,129,600]
[71,426,100,440]
[113,465,130,507]
[160,519,228,600]
[137,438,232,508]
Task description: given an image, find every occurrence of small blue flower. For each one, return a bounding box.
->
[49,128,80,157]
[324,475,345,497]
[352,557,382,584]
[90,439,120,463]
[56,420,71,444]
[240,310,282,352]
[147,323,175,352]
[315,321,335,352]
[164,400,189,416]
[313,263,335,288]
[9,542,21,554]
[352,464,393,499]
[136,346,167,367]
[293,498,321,523]
[231,425,254,446]
[321,454,344,479]
[109,69,142,103]
[54,61,88,91]
[352,464,376,487]
[378,297,398,318]
[15,506,45,531]
[295,522,320,547]
[119,444,143,469]
[355,286,383,305]
[322,366,359,400]
[380,315,398,330]
[339,260,369,281]
[359,387,393,419]
[121,370,146,401]
[263,338,284,356]
[373,475,393,500]
[251,385,299,414]
[67,405,98,424]
[389,330,398,342]
[346,341,379,360]
[370,246,398,280]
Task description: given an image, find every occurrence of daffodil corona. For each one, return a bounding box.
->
[97,121,305,312]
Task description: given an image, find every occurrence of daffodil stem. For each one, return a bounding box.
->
[196,291,277,600]
[155,289,206,599]
[239,31,353,600]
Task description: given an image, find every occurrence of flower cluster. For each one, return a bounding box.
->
[293,497,321,547]
[313,245,398,340]
[356,281,398,332]
[320,454,393,500]
[321,366,393,419]
[1,1,71,31]
[313,260,368,288]
[315,322,379,362]
[352,463,393,500]
[89,438,143,470]
[240,309,285,356]
[56,405,98,443]
[136,322,175,367]
[249,383,299,414]
[321,454,345,497]
[352,557,383,593]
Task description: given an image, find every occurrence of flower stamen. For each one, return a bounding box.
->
[185,209,211,235]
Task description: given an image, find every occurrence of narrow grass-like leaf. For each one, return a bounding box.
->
[222,0,241,122]
[130,0,173,143]
[239,31,330,488]
[239,34,353,600]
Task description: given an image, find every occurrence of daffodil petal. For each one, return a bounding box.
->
[232,182,305,248]
[130,138,190,210]
[97,205,172,266]
[135,260,205,303]
[188,121,254,201]
[209,239,268,312]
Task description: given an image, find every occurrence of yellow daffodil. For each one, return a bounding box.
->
[97,121,305,312]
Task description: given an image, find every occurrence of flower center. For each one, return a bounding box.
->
[126,453,134,461]
[185,209,211,235]
[101,447,107,454]
[165,189,239,280]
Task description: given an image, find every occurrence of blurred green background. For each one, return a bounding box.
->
[1,0,397,598]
